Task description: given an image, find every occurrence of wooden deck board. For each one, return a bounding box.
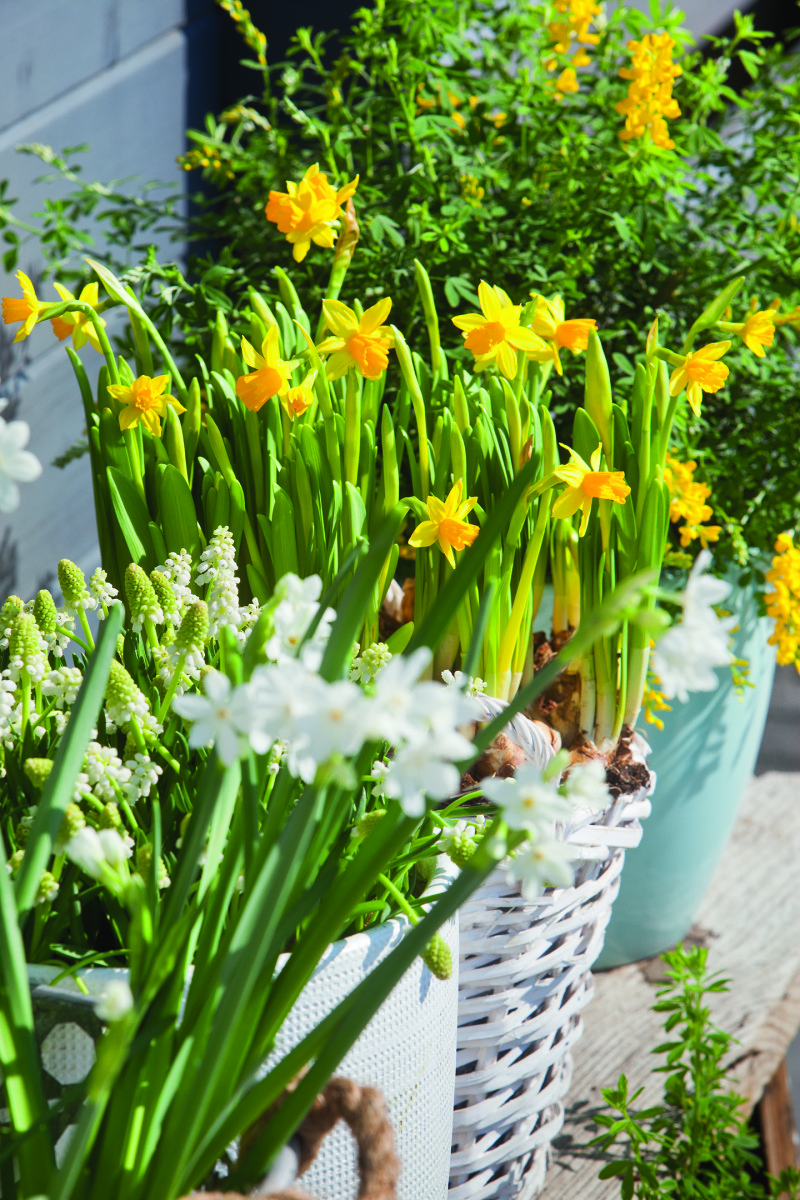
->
[542,771,800,1199]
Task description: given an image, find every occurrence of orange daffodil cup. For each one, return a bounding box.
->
[106,375,185,437]
[526,294,597,376]
[409,481,480,568]
[235,326,299,412]
[551,445,631,537]
[452,281,546,379]
[2,271,54,342]
[316,298,395,380]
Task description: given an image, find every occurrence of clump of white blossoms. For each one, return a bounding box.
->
[651,551,737,703]
[481,764,581,899]
[265,574,336,670]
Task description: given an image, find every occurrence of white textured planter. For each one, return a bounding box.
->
[268,862,458,1200]
[449,701,653,1200]
[26,864,458,1199]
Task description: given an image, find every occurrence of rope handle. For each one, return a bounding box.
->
[181,1075,398,1200]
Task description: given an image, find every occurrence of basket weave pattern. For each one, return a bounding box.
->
[450,704,651,1200]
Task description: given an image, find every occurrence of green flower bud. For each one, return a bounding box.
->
[36,871,59,905]
[24,758,54,789]
[14,809,36,846]
[1,595,24,626]
[446,833,477,869]
[136,843,170,889]
[8,849,25,875]
[175,600,208,654]
[116,633,126,658]
[9,612,45,676]
[98,802,123,832]
[58,559,89,607]
[422,933,452,981]
[56,803,86,850]
[32,590,57,636]
[150,570,177,621]
[125,564,161,631]
[416,855,438,883]
[105,660,149,729]
[584,330,613,464]
[353,809,387,839]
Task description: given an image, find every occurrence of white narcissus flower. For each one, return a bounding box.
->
[172,669,254,766]
[507,838,575,900]
[563,759,611,813]
[65,826,131,880]
[292,678,368,765]
[95,979,134,1022]
[651,551,737,703]
[0,400,42,512]
[265,573,336,670]
[381,729,474,818]
[481,764,573,835]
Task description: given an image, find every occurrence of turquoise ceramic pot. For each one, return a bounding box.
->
[595,580,776,968]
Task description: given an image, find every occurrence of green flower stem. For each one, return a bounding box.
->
[413,259,444,380]
[612,620,629,742]
[123,427,147,507]
[132,309,188,403]
[246,409,265,514]
[126,297,155,377]
[78,606,96,652]
[156,653,187,724]
[144,617,160,653]
[393,326,429,500]
[497,495,551,694]
[344,371,361,487]
[19,669,31,740]
[377,872,420,924]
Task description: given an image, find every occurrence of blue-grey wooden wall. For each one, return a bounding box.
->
[0,1,200,601]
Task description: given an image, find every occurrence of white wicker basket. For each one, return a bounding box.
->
[450,701,653,1200]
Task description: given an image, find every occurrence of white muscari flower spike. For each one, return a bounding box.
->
[95,979,134,1023]
[124,753,163,801]
[195,526,240,636]
[42,666,83,708]
[350,641,392,684]
[6,611,48,683]
[84,742,131,802]
[0,401,43,512]
[89,568,120,618]
[155,549,194,615]
[651,551,736,703]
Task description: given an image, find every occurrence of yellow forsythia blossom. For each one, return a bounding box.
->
[460,175,485,207]
[663,453,721,549]
[107,375,185,437]
[547,0,601,96]
[217,0,267,66]
[408,480,480,568]
[265,165,359,263]
[617,33,682,150]
[643,679,672,730]
[765,533,800,671]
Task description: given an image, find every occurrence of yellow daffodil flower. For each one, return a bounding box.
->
[316,298,394,380]
[552,444,631,536]
[49,282,106,352]
[107,375,185,437]
[452,282,545,380]
[2,271,53,342]
[719,309,776,358]
[235,327,299,412]
[526,294,597,374]
[281,370,317,420]
[265,164,359,262]
[408,480,480,568]
[669,342,730,417]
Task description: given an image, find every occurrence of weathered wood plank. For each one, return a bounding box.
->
[543,771,800,1199]
[758,1059,799,1178]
